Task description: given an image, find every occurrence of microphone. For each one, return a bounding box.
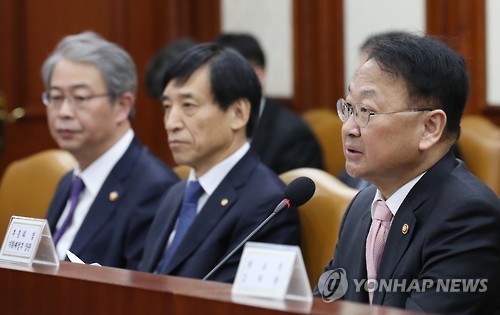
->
[202,176,316,281]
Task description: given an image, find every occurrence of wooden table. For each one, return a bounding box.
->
[0,261,425,314]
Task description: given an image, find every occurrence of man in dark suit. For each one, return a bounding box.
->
[138,43,300,283]
[315,34,500,313]
[214,33,324,175]
[42,31,179,270]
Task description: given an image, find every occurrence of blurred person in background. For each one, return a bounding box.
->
[214,33,324,175]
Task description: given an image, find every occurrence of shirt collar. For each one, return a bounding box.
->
[187,142,250,196]
[371,172,426,218]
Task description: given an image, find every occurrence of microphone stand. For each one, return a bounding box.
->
[202,212,277,281]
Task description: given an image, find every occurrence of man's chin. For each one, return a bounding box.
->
[55,141,81,154]
[172,156,191,168]
[346,167,367,180]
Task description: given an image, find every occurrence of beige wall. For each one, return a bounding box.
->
[343,0,425,90]
[221,0,293,98]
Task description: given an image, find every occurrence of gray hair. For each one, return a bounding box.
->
[41,31,137,117]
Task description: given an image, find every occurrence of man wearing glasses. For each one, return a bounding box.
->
[41,31,179,269]
[315,34,500,313]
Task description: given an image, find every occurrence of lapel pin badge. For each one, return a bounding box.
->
[109,191,119,202]
[221,198,229,206]
[402,223,409,235]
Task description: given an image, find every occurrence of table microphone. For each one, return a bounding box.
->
[202,176,316,281]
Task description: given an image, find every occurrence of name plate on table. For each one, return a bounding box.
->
[0,216,59,266]
[232,242,312,302]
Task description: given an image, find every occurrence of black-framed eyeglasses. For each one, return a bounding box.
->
[42,91,109,109]
[336,98,433,128]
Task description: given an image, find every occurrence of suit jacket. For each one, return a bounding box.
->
[46,137,179,270]
[251,98,324,174]
[315,151,500,314]
[139,149,300,283]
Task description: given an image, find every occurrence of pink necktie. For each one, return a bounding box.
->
[366,200,392,304]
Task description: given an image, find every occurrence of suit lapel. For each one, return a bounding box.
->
[349,196,373,303]
[374,205,417,304]
[69,174,125,255]
[69,137,143,256]
[358,210,372,272]
[46,173,73,232]
[146,184,184,272]
[163,180,239,274]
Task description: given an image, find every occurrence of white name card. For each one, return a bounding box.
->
[232,242,312,302]
[0,216,59,266]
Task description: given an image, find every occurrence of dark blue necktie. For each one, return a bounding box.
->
[53,176,85,245]
[157,180,204,273]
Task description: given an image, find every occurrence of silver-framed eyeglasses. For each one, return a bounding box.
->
[42,91,109,109]
[336,98,433,128]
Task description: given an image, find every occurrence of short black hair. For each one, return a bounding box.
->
[145,37,196,99]
[213,33,266,68]
[369,34,469,141]
[360,31,410,53]
[162,43,262,137]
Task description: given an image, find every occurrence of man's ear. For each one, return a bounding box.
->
[229,98,251,132]
[419,109,447,150]
[114,92,135,124]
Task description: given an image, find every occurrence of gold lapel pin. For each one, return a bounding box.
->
[109,191,119,202]
[402,223,409,235]
[221,198,229,206]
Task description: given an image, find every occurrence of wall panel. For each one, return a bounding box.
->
[293,0,344,112]
[427,0,499,125]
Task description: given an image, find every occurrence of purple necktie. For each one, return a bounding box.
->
[53,176,85,245]
[157,180,204,273]
[366,200,392,304]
